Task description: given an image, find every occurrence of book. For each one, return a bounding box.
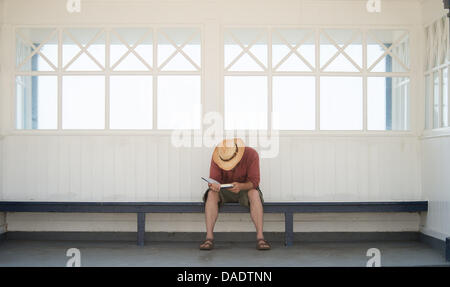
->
[201,177,234,189]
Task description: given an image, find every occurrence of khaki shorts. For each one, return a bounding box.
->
[203,187,264,208]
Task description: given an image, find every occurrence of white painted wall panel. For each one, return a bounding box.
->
[1,136,421,202]
[421,136,450,240]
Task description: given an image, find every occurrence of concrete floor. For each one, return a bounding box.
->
[0,239,448,267]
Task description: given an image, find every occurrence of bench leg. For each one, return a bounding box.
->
[284,212,293,247]
[137,212,146,246]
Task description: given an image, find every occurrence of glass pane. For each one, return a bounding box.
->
[368,77,410,131]
[224,28,267,71]
[110,28,153,71]
[438,17,448,66]
[16,76,57,130]
[225,76,267,130]
[433,71,440,128]
[320,29,362,72]
[110,76,152,129]
[320,77,363,130]
[443,68,449,127]
[367,30,409,73]
[16,28,58,71]
[62,76,105,129]
[432,23,439,68]
[63,28,105,71]
[157,76,201,129]
[273,76,315,130]
[158,28,201,71]
[272,29,315,71]
[425,75,431,130]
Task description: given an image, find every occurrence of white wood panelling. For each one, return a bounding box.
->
[420,135,450,240]
[1,135,421,202]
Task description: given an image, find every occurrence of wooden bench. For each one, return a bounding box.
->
[0,201,428,246]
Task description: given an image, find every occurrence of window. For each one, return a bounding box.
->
[320,77,363,130]
[16,75,57,129]
[224,27,410,131]
[110,76,153,129]
[225,76,267,130]
[16,28,58,129]
[272,29,314,72]
[15,27,202,130]
[367,30,410,73]
[110,28,153,71]
[368,77,410,130]
[272,76,315,130]
[16,28,58,72]
[424,16,450,130]
[62,76,105,129]
[425,74,431,130]
[158,76,201,129]
[433,71,440,128]
[63,28,105,71]
[156,28,202,129]
[442,68,449,127]
[320,29,362,72]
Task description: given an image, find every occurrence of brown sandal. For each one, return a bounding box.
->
[199,238,214,250]
[256,238,271,250]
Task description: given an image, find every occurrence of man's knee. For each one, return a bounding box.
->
[248,189,260,202]
[206,189,220,203]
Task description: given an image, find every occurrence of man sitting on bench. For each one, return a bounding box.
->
[200,138,271,251]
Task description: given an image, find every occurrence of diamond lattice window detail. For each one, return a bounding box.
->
[110,28,153,71]
[62,28,106,71]
[367,30,410,73]
[320,29,362,72]
[272,28,315,72]
[16,28,58,71]
[157,28,201,71]
[224,28,267,72]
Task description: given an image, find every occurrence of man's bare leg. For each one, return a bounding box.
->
[204,190,219,240]
[248,189,264,240]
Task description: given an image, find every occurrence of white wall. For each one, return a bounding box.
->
[0,0,425,232]
[1,135,421,202]
[419,0,450,241]
[421,136,450,240]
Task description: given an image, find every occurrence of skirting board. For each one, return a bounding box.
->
[3,231,421,243]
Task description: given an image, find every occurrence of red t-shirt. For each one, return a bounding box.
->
[209,147,260,189]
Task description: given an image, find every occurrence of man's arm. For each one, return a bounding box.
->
[209,159,222,192]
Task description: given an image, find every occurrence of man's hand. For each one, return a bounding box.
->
[208,183,221,192]
[227,182,241,193]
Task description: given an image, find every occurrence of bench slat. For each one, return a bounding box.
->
[0,201,428,213]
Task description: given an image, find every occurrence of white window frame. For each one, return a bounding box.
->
[423,16,450,134]
[12,24,204,134]
[221,25,414,135]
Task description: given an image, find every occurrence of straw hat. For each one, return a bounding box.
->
[212,138,245,171]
